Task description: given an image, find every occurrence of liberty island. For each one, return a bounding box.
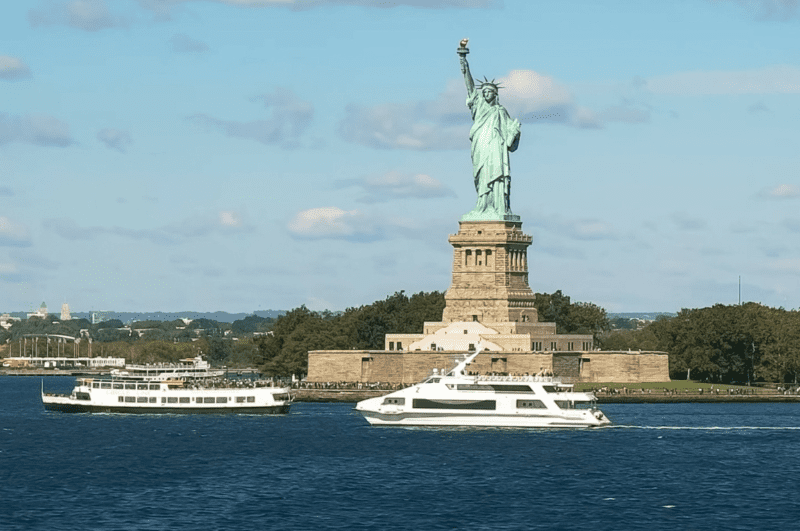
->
[308,41,669,385]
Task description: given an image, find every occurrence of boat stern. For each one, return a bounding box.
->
[589,408,611,426]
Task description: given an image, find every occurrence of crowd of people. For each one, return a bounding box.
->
[182,377,281,390]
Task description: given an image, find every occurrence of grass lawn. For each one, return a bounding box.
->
[573,381,774,393]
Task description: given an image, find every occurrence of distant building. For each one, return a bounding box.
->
[91,311,112,325]
[27,302,48,320]
[0,313,21,331]
[61,303,72,321]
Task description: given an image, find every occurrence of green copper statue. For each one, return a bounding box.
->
[458,39,521,222]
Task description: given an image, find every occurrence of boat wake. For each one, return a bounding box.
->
[601,425,800,431]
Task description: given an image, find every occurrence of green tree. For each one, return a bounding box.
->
[231,315,274,335]
[534,290,609,343]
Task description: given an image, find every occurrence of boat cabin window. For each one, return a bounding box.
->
[543,386,561,393]
[382,397,405,405]
[148,384,160,390]
[412,399,496,410]
[101,382,111,389]
[489,384,533,393]
[124,396,136,403]
[203,397,215,404]
[167,397,178,403]
[517,399,546,409]
[456,384,489,391]
[179,397,190,403]
[555,400,574,409]
[137,384,148,390]
[113,383,123,389]
[247,396,255,403]
[216,397,227,403]
[92,382,99,389]
[125,384,136,390]
[137,397,148,403]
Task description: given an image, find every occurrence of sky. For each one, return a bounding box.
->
[1,0,799,315]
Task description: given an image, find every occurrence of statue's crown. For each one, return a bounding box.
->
[476,77,503,92]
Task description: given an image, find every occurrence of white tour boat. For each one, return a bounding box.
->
[355,345,610,428]
[42,357,291,414]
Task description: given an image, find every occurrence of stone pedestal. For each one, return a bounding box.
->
[442,220,537,325]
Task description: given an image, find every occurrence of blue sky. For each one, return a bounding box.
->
[1,0,799,314]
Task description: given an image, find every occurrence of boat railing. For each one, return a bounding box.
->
[476,374,562,383]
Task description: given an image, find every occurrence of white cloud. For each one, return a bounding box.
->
[189,87,313,149]
[645,65,800,95]
[0,262,18,275]
[336,171,457,203]
[763,184,800,198]
[288,207,396,243]
[0,113,74,147]
[0,216,32,247]
[97,128,133,152]
[287,207,380,241]
[0,56,32,81]
[338,101,466,151]
[29,0,129,31]
[219,211,242,227]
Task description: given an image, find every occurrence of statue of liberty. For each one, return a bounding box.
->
[458,39,521,221]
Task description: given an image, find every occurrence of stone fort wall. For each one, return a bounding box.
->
[308,350,670,384]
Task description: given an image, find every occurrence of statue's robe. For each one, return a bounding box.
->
[467,91,521,214]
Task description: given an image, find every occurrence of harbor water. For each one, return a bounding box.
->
[2,376,800,530]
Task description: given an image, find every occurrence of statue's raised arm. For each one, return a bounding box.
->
[457,38,475,96]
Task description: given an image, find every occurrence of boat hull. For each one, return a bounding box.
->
[358,409,608,428]
[42,400,290,415]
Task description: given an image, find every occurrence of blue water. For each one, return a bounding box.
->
[2,377,800,530]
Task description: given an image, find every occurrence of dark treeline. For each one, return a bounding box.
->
[0,314,275,344]
[535,290,610,343]
[601,303,800,384]
[255,291,446,377]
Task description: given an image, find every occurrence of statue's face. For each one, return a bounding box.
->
[482,87,497,104]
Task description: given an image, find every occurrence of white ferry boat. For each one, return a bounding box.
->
[42,357,291,414]
[355,346,610,428]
